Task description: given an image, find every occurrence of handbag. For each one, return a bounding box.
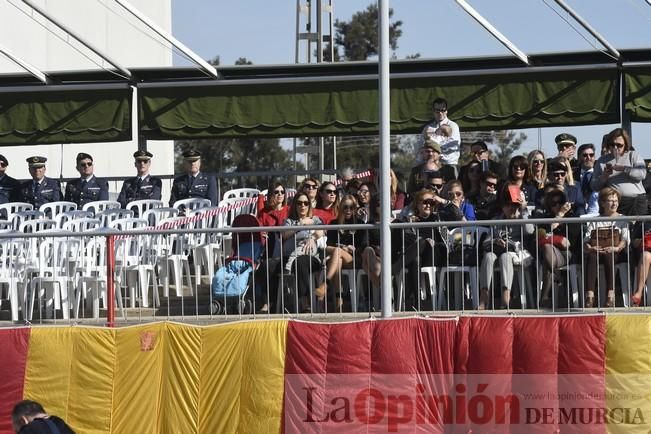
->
[539,234,567,249]
[590,227,621,248]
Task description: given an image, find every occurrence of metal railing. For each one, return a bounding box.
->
[1,214,650,326]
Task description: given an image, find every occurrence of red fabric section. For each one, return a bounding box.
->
[0,328,30,434]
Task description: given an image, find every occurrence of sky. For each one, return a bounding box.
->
[171,0,651,159]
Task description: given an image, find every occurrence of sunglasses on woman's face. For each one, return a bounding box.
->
[273,189,285,195]
[342,204,356,211]
[422,199,436,206]
[532,159,545,165]
[295,200,310,206]
[323,189,337,194]
[512,164,527,170]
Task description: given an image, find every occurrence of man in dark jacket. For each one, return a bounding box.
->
[64,153,109,207]
[18,156,63,208]
[0,154,21,205]
[116,150,162,209]
[12,400,75,434]
[169,149,218,207]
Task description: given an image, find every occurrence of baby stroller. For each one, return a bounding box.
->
[211,214,263,315]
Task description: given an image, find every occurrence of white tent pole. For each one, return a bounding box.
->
[455,0,529,65]
[21,0,132,79]
[378,0,392,318]
[0,43,48,83]
[113,0,219,79]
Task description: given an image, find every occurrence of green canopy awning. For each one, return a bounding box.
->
[0,84,132,145]
[139,65,619,139]
[625,67,651,122]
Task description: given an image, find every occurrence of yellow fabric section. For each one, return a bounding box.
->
[111,323,166,434]
[198,320,288,434]
[23,328,75,422]
[158,323,201,434]
[606,315,651,433]
[66,328,116,434]
[23,327,116,434]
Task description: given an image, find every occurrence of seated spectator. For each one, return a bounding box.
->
[317,195,368,310]
[390,169,406,211]
[503,155,536,205]
[299,177,320,207]
[479,186,534,309]
[407,140,453,195]
[391,189,448,310]
[527,150,547,210]
[631,221,651,306]
[361,195,382,309]
[344,178,361,196]
[314,181,339,224]
[467,171,500,221]
[537,189,581,307]
[460,160,482,199]
[583,187,629,308]
[441,180,475,221]
[356,181,376,219]
[554,133,578,173]
[591,128,647,216]
[280,193,325,312]
[546,158,585,216]
[258,182,290,227]
[575,143,599,215]
[459,141,504,182]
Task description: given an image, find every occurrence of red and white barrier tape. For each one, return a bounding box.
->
[335,170,373,185]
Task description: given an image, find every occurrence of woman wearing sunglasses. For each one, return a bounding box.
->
[281,193,325,312]
[314,181,340,224]
[526,150,547,211]
[591,128,647,216]
[258,182,290,227]
[317,195,368,310]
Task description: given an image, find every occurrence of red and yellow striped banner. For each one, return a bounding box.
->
[0,315,649,433]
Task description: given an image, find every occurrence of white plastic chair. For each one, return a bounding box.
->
[96,209,134,228]
[437,226,491,310]
[142,207,179,227]
[55,210,94,229]
[11,210,45,231]
[0,236,25,321]
[0,202,33,221]
[19,219,57,233]
[126,199,164,219]
[62,218,102,233]
[222,188,260,201]
[27,236,81,320]
[39,201,77,219]
[190,207,224,288]
[155,217,193,298]
[173,198,211,215]
[110,218,158,308]
[82,200,121,215]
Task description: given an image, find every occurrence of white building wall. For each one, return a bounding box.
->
[0,0,175,201]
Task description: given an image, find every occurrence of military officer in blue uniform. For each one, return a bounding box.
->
[19,156,63,208]
[169,149,218,207]
[117,150,162,208]
[0,154,21,206]
[64,152,109,207]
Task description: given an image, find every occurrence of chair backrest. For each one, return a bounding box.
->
[18,218,57,233]
[62,218,102,233]
[96,209,134,227]
[216,198,254,229]
[222,188,260,201]
[126,199,164,218]
[55,210,94,229]
[82,200,121,215]
[173,198,211,214]
[157,217,193,254]
[109,217,149,232]
[142,207,179,227]
[0,202,33,221]
[39,201,77,219]
[11,210,45,231]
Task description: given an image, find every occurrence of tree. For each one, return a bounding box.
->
[333,4,403,61]
[458,130,528,168]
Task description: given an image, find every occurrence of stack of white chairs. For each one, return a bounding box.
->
[155,217,194,298]
[0,235,25,321]
[222,188,260,201]
[12,210,44,231]
[142,207,179,227]
[189,207,224,288]
[96,209,134,227]
[55,210,94,229]
[110,218,157,308]
[172,198,211,216]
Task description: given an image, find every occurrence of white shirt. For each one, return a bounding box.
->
[421,117,461,165]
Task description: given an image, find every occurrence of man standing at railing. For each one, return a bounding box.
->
[64,153,109,207]
[169,149,218,207]
[18,156,62,209]
[0,154,20,205]
[117,150,162,209]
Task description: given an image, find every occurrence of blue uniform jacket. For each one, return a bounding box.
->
[65,176,109,207]
[169,172,218,206]
[0,174,21,204]
[19,177,63,208]
[117,175,162,208]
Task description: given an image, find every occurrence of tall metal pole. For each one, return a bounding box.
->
[378,0,392,318]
